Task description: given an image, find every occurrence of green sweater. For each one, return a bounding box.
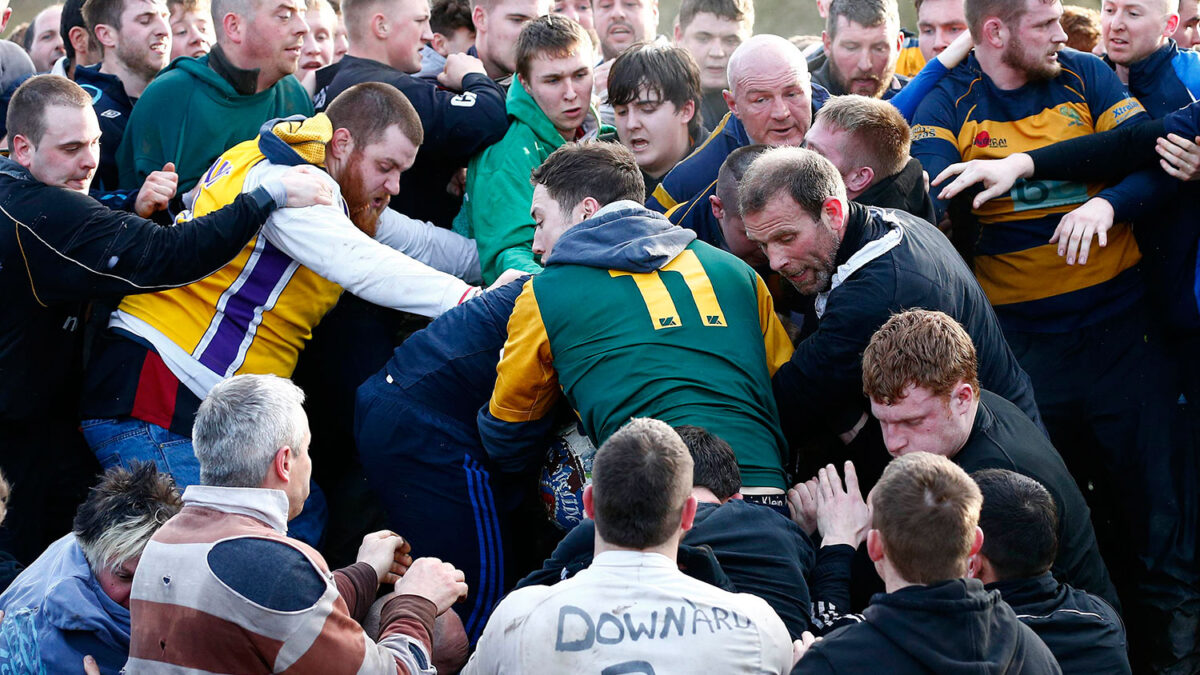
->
[117,54,314,193]
[456,78,603,284]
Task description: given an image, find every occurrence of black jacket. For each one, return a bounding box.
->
[793,579,1061,674]
[516,499,816,639]
[856,157,936,225]
[988,573,1130,674]
[959,391,1120,611]
[772,202,1041,437]
[315,56,508,227]
[0,158,275,425]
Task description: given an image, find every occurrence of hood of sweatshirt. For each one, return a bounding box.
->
[255,113,334,167]
[546,200,696,272]
[863,578,1030,674]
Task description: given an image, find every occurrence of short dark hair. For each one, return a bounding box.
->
[973,469,1059,581]
[675,425,740,501]
[73,462,182,573]
[607,42,703,139]
[515,13,589,81]
[62,0,89,61]
[739,146,846,221]
[531,141,645,211]
[325,81,424,147]
[431,0,473,35]
[871,453,982,584]
[826,0,899,41]
[592,418,694,550]
[7,75,93,147]
[677,0,753,32]
[715,143,768,216]
[82,0,126,39]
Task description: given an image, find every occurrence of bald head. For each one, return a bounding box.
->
[722,34,814,146]
[726,34,809,98]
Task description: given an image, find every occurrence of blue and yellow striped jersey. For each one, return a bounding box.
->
[896,36,926,78]
[912,50,1147,333]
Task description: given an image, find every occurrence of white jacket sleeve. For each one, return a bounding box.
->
[247,163,478,318]
[374,208,483,285]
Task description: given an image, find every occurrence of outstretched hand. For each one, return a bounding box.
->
[813,461,870,549]
[1049,196,1114,265]
[933,153,1034,208]
[1156,133,1200,181]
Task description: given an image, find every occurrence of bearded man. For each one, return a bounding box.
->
[79,83,519,499]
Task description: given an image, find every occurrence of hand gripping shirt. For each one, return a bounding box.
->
[912,50,1148,333]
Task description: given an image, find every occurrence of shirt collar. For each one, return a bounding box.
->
[181,485,290,533]
[592,550,676,568]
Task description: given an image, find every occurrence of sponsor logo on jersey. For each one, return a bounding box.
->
[973,131,1007,149]
[911,124,936,141]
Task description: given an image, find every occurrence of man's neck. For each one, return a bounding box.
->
[100,56,152,98]
[594,534,682,562]
[216,42,279,94]
[947,397,980,460]
[347,42,393,69]
[975,47,1029,90]
[478,45,508,80]
[691,487,724,505]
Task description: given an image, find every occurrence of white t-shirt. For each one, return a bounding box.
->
[464,550,793,674]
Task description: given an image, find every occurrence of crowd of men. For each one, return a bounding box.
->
[0,0,1198,669]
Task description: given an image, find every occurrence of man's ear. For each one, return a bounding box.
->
[583,484,595,519]
[679,494,698,531]
[10,134,34,168]
[970,525,984,557]
[823,195,847,238]
[431,31,449,56]
[93,24,119,51]
[272,445,293,484]
[710,193,725,221]
[844,165,874,194]
[327,126,355,162]
[722,89,737,116]
[221,11,242,44]
[950,380,975,415]
[371,12,389,39]
[69,25,92,58]
[673,22,683,43]
[1166,13,1182,36]
[576,195,601,221]
[866,528,885,562]
[472,4,487,33]
[678,98,697,126]
[822,30,831,54]
[981,17,1006,49]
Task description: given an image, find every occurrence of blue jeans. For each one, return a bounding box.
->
[81,417,327,547]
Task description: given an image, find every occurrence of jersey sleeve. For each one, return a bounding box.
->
[1083,56,1149,132]
[374,208,483,284]
[1163,99,1200,139]
[890,58,950,123]
[756,274,794,376]
[251,165,476,317]
[910,85,963,218]
[478,278,561,472]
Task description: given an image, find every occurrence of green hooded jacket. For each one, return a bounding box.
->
[455,77,606,284]
[117,54,314,193]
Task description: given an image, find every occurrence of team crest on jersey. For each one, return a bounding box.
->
[201,159,233,188]
[1058,105,1086,128]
